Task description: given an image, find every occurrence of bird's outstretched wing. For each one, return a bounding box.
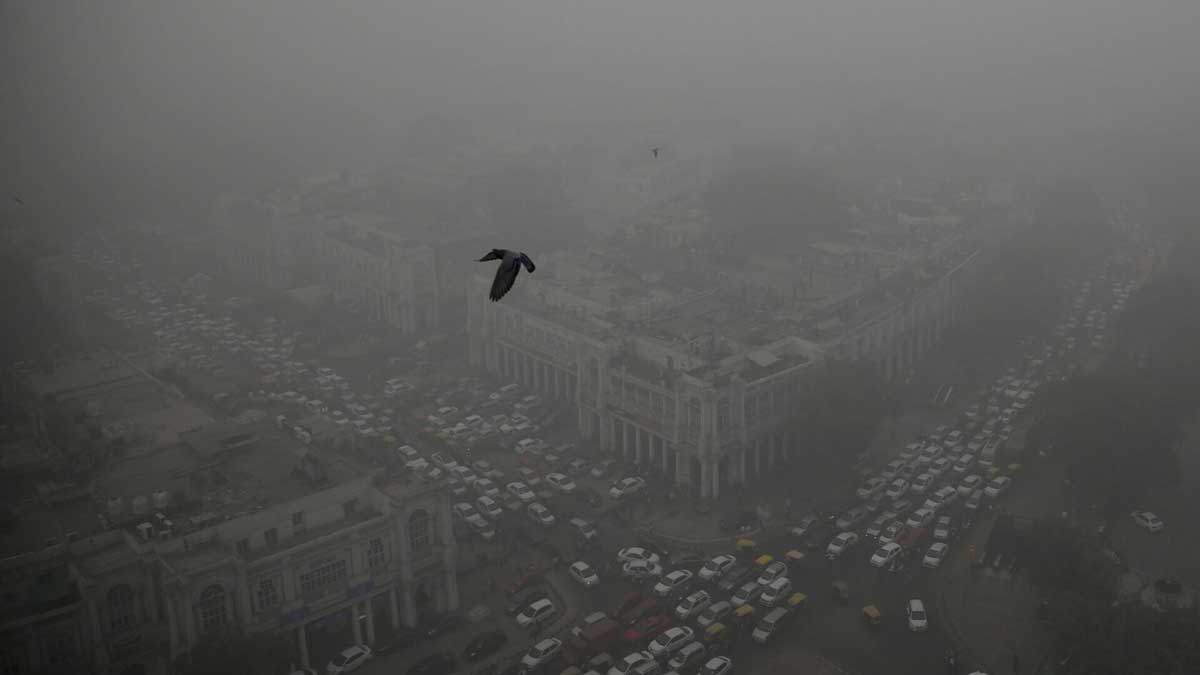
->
[490,258,521,301]
[519,253,536,273]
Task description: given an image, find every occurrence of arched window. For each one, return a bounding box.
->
[408,510,431,552]
[107,584,135,633]
[196,585,227,633]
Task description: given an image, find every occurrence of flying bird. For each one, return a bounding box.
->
[478,249,536,301]
[12,196,23,205]
[650,147,660,158]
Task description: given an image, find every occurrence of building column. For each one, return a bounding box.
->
[298,623,310,669]
[700,461,710,498]
[635,426,645,464]
[623,422,633,462]
[389,587,401,631]
[402,588,417,628]
[740,450,747,484]
[365,598,377,644]
[754,441,763,476]
[711,461,720,499]
[661,439,670,473]
[444,568,460,610]
[166,590,180,655]
[183,592,197,649]
[767,436,776,469]
[351,603,364,644]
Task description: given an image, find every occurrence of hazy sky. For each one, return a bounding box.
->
[4,0,1200,229]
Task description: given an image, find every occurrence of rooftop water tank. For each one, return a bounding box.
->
[152,490,170,509]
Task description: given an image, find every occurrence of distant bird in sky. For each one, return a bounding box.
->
[12,195,23,205]
[478,248,536,302]
[650,147,660,158]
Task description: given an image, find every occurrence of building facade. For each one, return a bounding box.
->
[0,474,456,675]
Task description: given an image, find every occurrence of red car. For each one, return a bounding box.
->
[620,598,659,626]
[506,564,545,596]
[614,591,646,618]
[623,615,671,643]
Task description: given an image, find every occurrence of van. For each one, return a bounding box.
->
[751,607,791,644]
[759,578,792,607]
[569,517,599,545]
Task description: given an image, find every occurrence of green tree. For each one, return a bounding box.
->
[176,628,295,675]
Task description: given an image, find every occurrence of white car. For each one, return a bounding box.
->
[701,656,733,675]
[826,531,859,559]
[610,477,646,499]
[856,476,887,500]
[699,554,737,581]
[506,481,536,504]
[648,626,695,659]
[654,569,694,597]
[674,590,712,620]
[756,561,788,587]
[326,645,372,674]
[521,637,563,669]
[570,561,601,588]
[622,559,664,582]
[618,547,661,565]
[907,599,929,632]
[545,472,578,494]
[608,651,653,675]
[909,473,935,496]
[885,478,910,500]
[870,542,903,568]
[906,508,935,530]
[923,542,949,569]
[1131,510,1164,532]
[957,474,983,497]
[527,502,556,527]
[474,478,500,498]
[516,598,557,627]
[928,456,951,478]
[984,475,1012,498]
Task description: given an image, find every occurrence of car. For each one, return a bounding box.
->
[984,475,1012,498]
[923,542,949,569]
[674,590,712,620]
[668,641,708,673]
[756,561,788,586]
[870,542,903,568]
[928,456,951,478]
[789,514,820,539]
[699,554,737,581]
[882,459,906,480]
[570,561,601,588]
[716,564,752,593]
[759,577,792,607]
[906,508,935,530]
[648,626,696,659]
[654,569,695,598]
[619,547,662,565]
[696,599,733,629]
[865,512,898,540]
[731,581,765,608]
[516,598,557,627]
[1131,510,1165,532]
[424,613,465,638]
[476,496,503,519]
[591,460,616,479]
[835,506,870,532]
[610,476,647,499]
[463,630,508,662]
[826,531,859,559]
[326,645,372,674]
[701,656,733,675]
[527,502,556,527]
[885,478,910,500]
[933,516,954,541]
[406,653,454,675]
[909,473,935,496]
[957,474,984,497]
[965,489,984,512]
[907,599,929,632]
[856,476,887,500]
[623,614,672,643]
[623,559,665,582]
[474,478,500,498]
[521,637,563,669]
[571,610,610,639]
[546,472,578,493]
[506,481,536,504]
[608,651,653,675]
